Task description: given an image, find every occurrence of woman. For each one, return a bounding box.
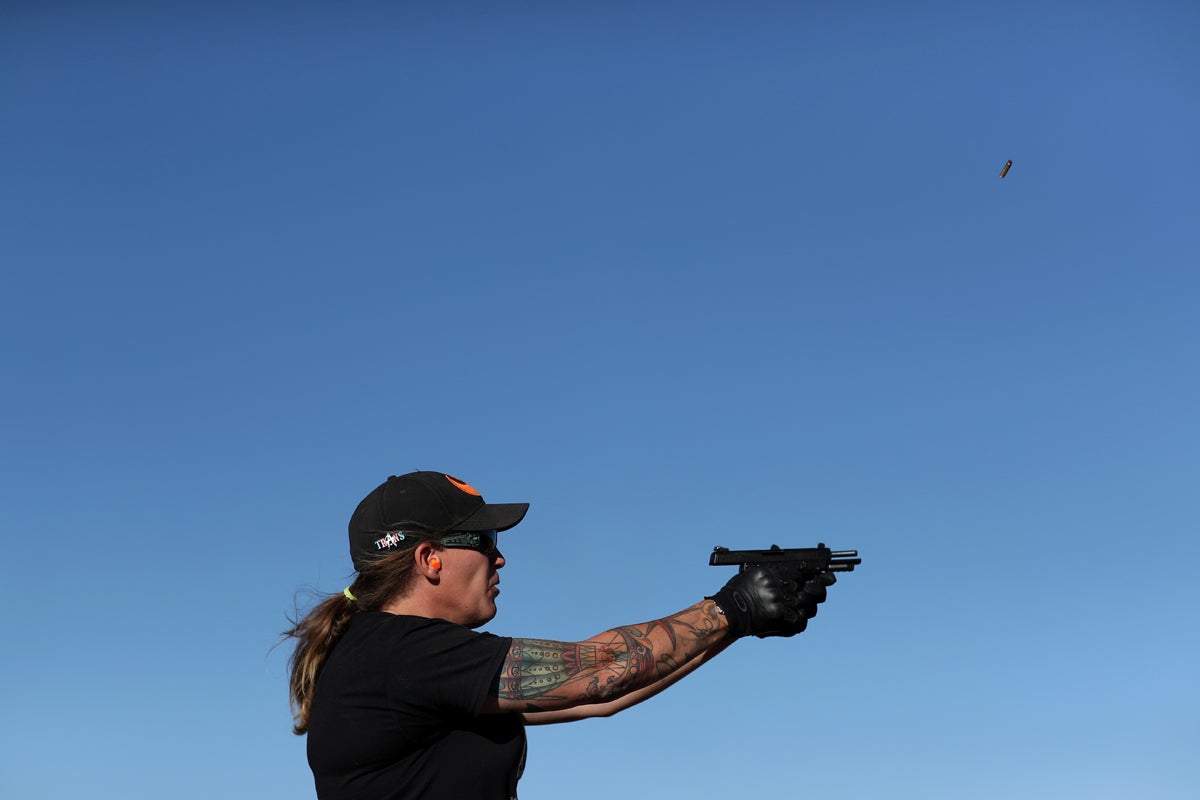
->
[286,470,830,800]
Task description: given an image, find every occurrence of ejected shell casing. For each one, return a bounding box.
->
[1000,160,1013,178]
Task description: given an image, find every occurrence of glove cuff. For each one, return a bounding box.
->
[706,588,752,638]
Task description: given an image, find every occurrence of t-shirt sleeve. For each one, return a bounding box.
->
[386,618,512,719]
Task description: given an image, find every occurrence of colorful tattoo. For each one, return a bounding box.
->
[499,601,724,710]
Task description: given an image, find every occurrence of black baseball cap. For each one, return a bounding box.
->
[348,471,529,570]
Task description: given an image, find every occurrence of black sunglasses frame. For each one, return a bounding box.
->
[437,530,500,556]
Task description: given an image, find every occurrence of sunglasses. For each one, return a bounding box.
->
[438,530,500,556]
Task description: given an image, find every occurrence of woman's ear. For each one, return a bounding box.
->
[414,542,442,579]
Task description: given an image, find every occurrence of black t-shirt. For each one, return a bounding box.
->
[307,612,526,800]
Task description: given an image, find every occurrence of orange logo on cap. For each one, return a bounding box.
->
[445,474,481,496]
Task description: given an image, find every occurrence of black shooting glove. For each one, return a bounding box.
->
[795,572,837,627]
[707,565,807,638]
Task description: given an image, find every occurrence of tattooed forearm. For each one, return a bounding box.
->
[499,600,728,709]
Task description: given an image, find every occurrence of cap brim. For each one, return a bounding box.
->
[452,502,529,532]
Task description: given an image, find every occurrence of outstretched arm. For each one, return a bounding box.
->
[483,564,819,721]
[482,599,731,717]
[520,637,733,724]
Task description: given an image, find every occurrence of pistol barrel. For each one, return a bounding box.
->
[709,545,862,571]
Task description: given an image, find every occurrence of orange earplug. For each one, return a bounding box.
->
[430,557,441,570]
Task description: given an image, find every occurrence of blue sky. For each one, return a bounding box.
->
[2,2,1197,798]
